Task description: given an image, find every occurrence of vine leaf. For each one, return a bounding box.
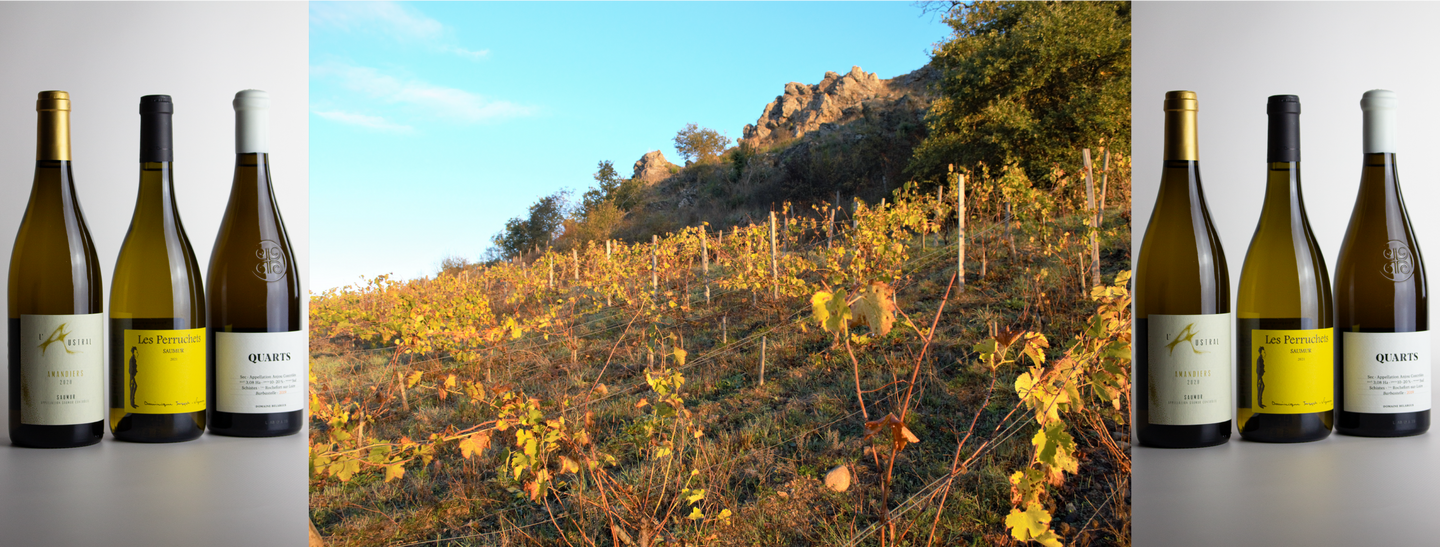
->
[1032,422,1079,484]
[384,464,406,483]
[1005,502,1062,547]
[459,431,491,460]
[852,282,896,336]
[864,412,920,453]
[811,289,852,333]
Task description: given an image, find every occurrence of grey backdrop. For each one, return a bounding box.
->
[1134,2,1440,546]
[0,3,308,546]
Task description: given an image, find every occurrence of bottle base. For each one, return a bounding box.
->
[9,420,104,448]
[207,410,303,437]
[1238,411,1332,443]
[110,412,205,443]
[1336,410,1429,437]
[1137,421,1231,448]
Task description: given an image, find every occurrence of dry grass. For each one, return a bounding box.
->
[310,211,1130,546]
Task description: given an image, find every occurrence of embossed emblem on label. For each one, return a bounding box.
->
[254,239,287,282]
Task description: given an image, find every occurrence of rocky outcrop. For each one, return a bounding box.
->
[632,150,679,183]
[741,64,937,148]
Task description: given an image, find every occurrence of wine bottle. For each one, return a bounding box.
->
[1236,95,1334,443]
[1135,91,1232,448]
[109,95,206,443]
[206,90,304,437]
[8,91,105,448]
[1334,90,1429,437]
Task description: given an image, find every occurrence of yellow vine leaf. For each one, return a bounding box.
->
[405,371,423,388]
[852,282,896,336]
[1005,502,1062,547]
[384,464,405,483]
[672,347,687,366]
[459,431,491,460]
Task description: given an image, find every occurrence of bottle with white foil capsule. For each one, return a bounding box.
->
[1334,89,1429,437]
[206,90,304,437]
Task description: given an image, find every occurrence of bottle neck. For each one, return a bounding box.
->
[1261,161,1305,220]
[232,152,273,198]
[36,109,70,161]
[135,162,180,221]
[1163,109,1198,161]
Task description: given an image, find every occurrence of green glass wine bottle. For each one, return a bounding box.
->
[207,90,304,437]
[109,95,207,443]
[1334,89,1429,437]
[9,91,106,448]
[1236,95,1334,443]
[1136,90,1232,448]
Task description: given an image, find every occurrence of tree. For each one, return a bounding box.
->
[910,1,1130,188]
[489,190,572,259]
[673,123,731,164]
[580,160,644,215]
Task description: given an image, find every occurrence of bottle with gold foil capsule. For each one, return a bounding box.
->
[8,91,106,448]
[1236,95,1334,442]
[1136,91,1232,448]
[108,95,207,442]
[1334,90,1429,437]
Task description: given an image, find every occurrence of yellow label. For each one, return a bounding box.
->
[1250,328,1333,414]
[121,328,206,414]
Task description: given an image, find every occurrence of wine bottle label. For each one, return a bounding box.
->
[1147,314,1232,425]
[1248,328,1334,414]
[19,314,103,425]
[1343,330,1430,413]
[215,330,306,413]
[121,328,206,414]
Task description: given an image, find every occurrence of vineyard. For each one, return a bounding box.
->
[308,158,1134,546]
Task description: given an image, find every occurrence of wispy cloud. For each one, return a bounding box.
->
[312,61,535,124]
[312,110,415,133]
[310,2,490,60]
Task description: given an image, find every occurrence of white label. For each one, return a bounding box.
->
[19,313,104,425]
[1343,330,1430,413]
[1148,313,1232,425]
[215,330,306,413]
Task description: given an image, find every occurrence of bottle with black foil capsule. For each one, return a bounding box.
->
[1236,95,1334,443]
[1136,91,1232,448]
[109,95,206,442]
[207,90,304,437]
[1334,90,1429,437]
[9,91,105,448]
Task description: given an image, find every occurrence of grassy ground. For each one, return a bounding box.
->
[310,209,1131,547]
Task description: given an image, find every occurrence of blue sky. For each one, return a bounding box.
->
[309,1,950,291]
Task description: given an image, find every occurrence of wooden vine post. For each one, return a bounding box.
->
[1005,202,1016,254]
[651,234,659,293]
[1099,148,1111,226]
[760,336,767,386]
[831,190,840,249]
[769,211,779,300]
[1084,148,1100,287]
[701,225,710,304]
[954,165,966,291]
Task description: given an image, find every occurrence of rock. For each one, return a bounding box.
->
[824,465,851,492]
[632,150,678,183]
[739,64,937,148]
